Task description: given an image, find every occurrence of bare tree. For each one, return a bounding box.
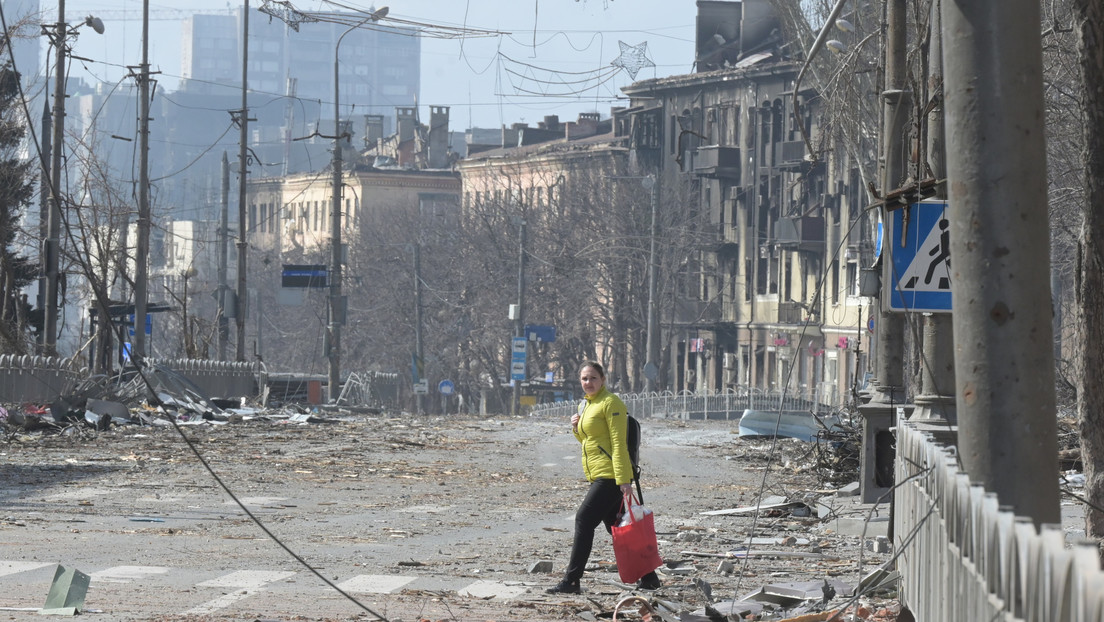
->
[1073,0,1104,541]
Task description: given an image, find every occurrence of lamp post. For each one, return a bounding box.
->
[642,174,660,393]
[40,6,103,356]
[329,6,388,402]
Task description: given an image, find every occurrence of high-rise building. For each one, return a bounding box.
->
[2,0,41,88]
[180,7,420,120]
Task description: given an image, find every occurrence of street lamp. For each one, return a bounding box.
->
[642,175,660,393]
[40,9,104,355]
[328,6,388,402]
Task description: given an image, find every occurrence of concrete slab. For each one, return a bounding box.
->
[338,574,416,594]
[458,579,530,600]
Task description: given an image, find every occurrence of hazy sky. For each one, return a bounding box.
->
[54,0,700,129]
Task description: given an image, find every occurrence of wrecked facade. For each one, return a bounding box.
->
[619,0,870,400]
[459,0,871,400]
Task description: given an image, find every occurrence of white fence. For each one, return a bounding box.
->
[895,422,1104,622]
[0,355,85,403]
[528,388,836,420]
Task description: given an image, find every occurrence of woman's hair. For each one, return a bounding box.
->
[579,360,605,378]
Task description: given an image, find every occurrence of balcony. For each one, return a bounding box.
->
[776,140,807,167]
[693,145,741,180]
[774,216,825,253]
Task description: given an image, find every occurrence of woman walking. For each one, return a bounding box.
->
[547,361,661,594]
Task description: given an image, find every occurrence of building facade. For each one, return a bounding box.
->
[617,0,871,402]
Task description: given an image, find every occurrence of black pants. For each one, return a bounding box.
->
[564,478,657,584]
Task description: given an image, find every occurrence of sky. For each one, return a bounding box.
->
[45,0,700,129]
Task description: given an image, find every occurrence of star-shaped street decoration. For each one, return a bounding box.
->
[611,40,655,80]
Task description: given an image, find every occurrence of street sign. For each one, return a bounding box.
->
[510,361,526,381]
[524,324,557,342]
[413,379,429,395]
[281,264,328,288]
[438,380,454,396]
[511,337,527,355]
[888,200,953,313]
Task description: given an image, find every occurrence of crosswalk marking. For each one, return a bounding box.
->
[185,588,266,615]
[458,580,530,600]
[90,566,169,583]
[195,570,296,589]
[338,574,416,594]
[0,561,51,577]
[187,570,297,615]
[0,561,534,608]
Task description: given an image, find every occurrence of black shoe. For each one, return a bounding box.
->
[546,579,581,594]
[637,573,662,591]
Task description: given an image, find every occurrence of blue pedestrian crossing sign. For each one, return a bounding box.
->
[889,199,953,313]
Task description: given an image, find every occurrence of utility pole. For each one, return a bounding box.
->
[413,244,424,415]
[235,0,250,362]
[941,0,1059,527]
[218,152,230,361]
[132,0,152,359]
[37,99,50,353]
[328,28,346,403]
[511,219,526,417]
[911,0,955,424]
[857,0,909,503]
[43,0,68,357]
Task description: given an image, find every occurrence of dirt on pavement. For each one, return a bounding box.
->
[1,410,901,621]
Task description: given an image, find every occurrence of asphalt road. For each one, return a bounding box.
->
[0,411,893,621]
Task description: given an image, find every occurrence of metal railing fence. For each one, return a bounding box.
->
[528,387,836,420]
[895,422,1104,622]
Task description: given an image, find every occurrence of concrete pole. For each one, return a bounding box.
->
[328,32,344,403]
[414,244,424,415]
[218,152,229,361]
[644,175,660,393]
[511,220,527,416]
[941,0,1059,527]
[235,0,250,362]
[133,0,151,359]
[912,0,956,424]
[873,0,908,405]
[857,0,909,504]
[43,0,67,357]
[37,100,50,353]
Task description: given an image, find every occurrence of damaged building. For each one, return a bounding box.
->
[461,0,872,399]
[616,0,872,400]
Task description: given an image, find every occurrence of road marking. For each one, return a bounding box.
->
[185,588,265,615]
[338,574,416,594]
[90,566,170,583]
[458,580,530,600]
[196,570,295,588]
[0,561,52,577]
[186,570,296,615]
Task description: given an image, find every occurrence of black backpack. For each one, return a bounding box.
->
[626,415,644,502]
[588,401,644,501]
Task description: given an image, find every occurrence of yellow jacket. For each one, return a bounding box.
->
[573,387,634,485]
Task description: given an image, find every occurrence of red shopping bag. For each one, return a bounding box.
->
[611,492,663,583]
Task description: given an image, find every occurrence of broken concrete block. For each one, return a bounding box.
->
[836,482,861,497]
[528,560,554,574]
[865,536,891,554]
[717,559,735,574]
